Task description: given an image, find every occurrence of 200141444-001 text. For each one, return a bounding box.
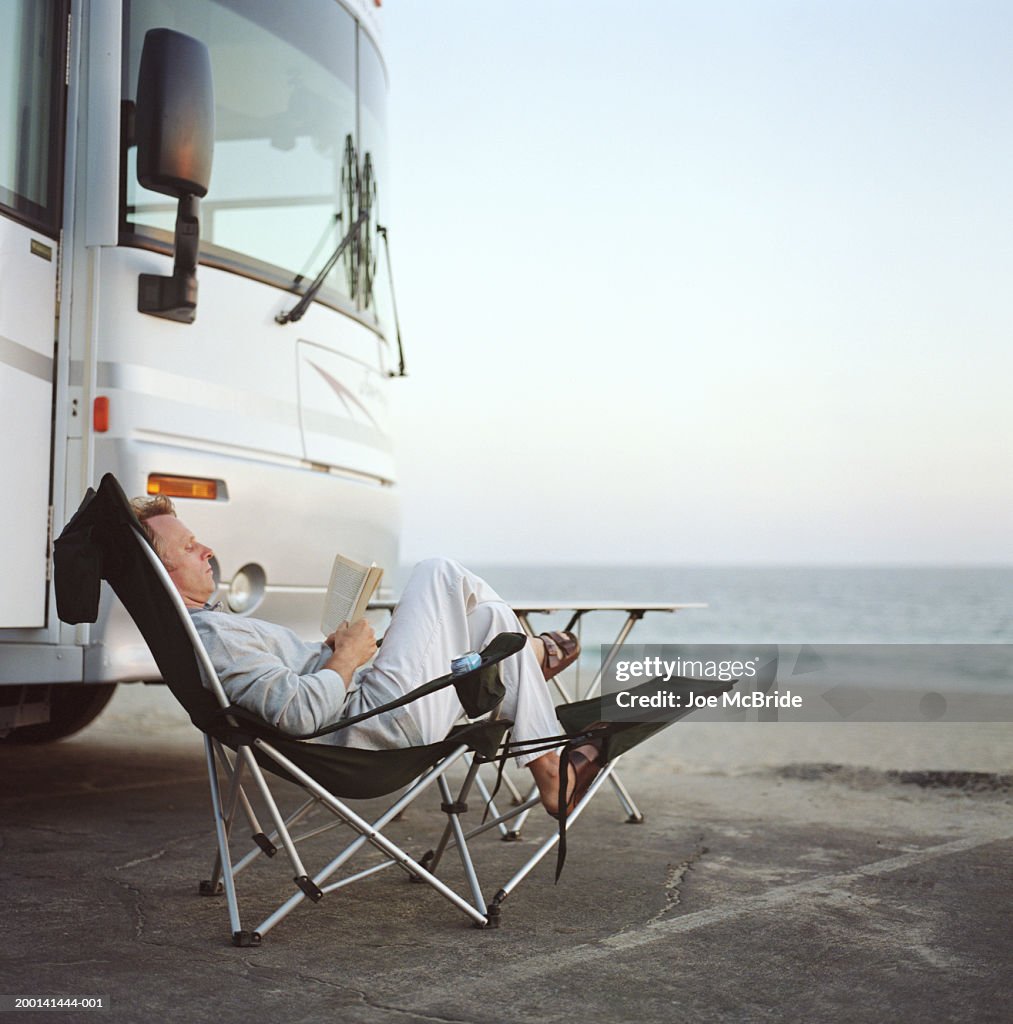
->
[0,996,108,1011]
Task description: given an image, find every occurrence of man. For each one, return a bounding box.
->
[131,495,602,817]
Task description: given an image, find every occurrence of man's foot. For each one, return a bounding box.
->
[536,631,581,681]
[527,733,605,818]
[551,728,606,819]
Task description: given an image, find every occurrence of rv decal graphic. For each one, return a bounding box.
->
[307,359,380,428]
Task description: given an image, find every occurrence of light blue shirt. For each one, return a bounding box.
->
[189,608,423,749]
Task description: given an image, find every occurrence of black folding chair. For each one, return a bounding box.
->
[54,474,732,944]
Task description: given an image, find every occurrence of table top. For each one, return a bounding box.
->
[368,599,707,614]
[510,601,707,614]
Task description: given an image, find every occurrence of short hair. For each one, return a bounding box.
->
[130,494,177,561]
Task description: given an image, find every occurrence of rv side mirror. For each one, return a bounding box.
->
[134,28,214,323]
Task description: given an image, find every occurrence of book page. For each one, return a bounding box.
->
[321,554,383,634]
[321,554,369,634]
[349,565,383,623]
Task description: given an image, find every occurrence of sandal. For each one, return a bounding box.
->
[539,630,580,681]
[551,724,607,820]
[549,723,609,879]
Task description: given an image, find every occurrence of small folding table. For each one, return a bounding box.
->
[487,600,707,833]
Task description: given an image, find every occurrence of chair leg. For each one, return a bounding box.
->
[606,768,645,823]
[202,735,246,940]
[427,744,486,873]
[203,741,246,892]
[495,763,616,905]
[234,745,321,902]
[214,743,282,855]
[501,782,538,838]
[232,797,321,876]
[488,758,526,806]
[470,762,521,840]
[436,775,485,916]
[204,741,270,893]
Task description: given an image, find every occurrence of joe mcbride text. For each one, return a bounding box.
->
[615,690,804,710]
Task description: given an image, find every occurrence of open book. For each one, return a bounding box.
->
[320,553,384,635]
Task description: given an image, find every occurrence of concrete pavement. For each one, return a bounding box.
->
[1,683,1009,1023]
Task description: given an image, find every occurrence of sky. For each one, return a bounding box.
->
[381,0,1012,566]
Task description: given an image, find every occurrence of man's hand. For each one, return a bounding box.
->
[323,619,377,687]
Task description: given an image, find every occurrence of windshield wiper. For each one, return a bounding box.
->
[275,207,370,325]
[377,224,407,377]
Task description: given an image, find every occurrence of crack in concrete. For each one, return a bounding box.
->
[5,872,79,884]
[645,839,709,926]
[299,970,479,1024]
[115,848,167,871]
[110,879,146,940]
[29,959,113,968]
[0,774,209,807]
[242,961,482,1024]
[353,1000,482,1024]
[8,824,98,839]
[113,829,211,872]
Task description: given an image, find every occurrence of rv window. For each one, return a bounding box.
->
[0,0,67,234]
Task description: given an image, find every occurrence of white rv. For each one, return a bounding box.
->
[1,0,402,741]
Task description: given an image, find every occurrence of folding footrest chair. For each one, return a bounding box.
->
[54,475,735,944]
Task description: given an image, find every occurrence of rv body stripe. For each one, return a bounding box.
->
[0,334,54,383]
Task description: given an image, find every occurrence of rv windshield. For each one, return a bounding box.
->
[122,0,387,316]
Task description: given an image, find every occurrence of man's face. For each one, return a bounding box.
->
[146,515,216,608]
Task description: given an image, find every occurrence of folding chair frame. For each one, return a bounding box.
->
[129,528,514,943]
[54,474,722,947]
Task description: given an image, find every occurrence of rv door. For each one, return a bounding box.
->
[0,0,67,628]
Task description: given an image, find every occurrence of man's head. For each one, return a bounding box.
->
[131,495,216,608]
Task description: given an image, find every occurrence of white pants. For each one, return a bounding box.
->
[363,558,561,768]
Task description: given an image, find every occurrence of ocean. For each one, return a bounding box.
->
[391,565,1013,713]
[443,565,1013,644]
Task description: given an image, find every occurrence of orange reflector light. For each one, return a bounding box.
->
[147,474,219,500]
[93,396,110,432]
